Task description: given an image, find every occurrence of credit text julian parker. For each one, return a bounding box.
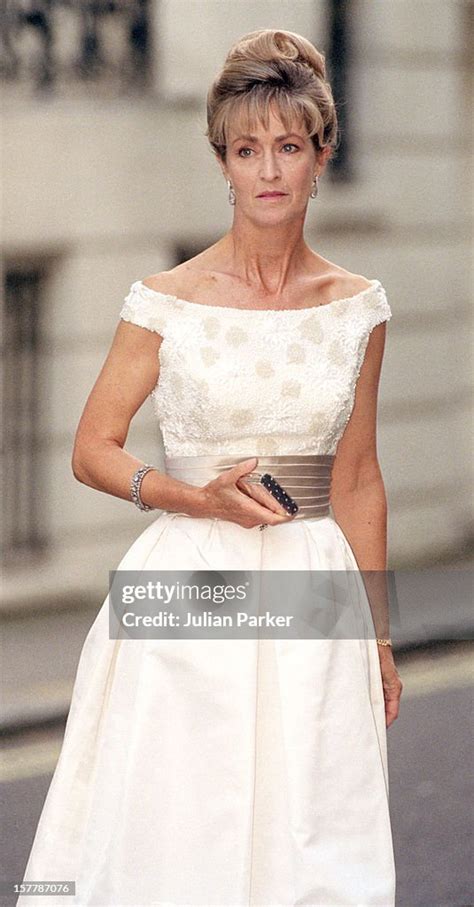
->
[121,611,295,628]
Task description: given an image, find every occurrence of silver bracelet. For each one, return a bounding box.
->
[130,464,157,512]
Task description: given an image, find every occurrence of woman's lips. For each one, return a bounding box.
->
[257,192,287,198]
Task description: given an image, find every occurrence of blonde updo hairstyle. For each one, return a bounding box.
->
[206,29,339,162]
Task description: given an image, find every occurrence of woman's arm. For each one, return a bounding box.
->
[330,321,391,636]
[331,321,403,726]
[71,319,205,515]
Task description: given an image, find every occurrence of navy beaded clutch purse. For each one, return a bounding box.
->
[259,473,299,515]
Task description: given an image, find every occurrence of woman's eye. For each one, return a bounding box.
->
[237,144,299,156]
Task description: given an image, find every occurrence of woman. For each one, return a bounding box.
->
[18,28,402,907]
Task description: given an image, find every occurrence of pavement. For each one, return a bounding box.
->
[0,640,472,907]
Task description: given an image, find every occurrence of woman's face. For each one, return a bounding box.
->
[220,103,324,226]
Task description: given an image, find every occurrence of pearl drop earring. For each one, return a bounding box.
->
[227,180,236,206]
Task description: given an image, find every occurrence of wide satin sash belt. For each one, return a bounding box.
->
[164,454,335,521]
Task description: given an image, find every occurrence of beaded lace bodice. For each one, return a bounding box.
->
[119,279,392,457]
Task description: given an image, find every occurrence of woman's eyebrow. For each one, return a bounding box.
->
[231,134,258,144]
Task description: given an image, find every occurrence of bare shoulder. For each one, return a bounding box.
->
[141,264,189,299]
[332,270,374,297]
[307,253,374,301]
[319,266,374,300]
[142,246,221,300]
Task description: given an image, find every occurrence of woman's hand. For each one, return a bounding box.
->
[196,457,296,529]
[378,646,403,728]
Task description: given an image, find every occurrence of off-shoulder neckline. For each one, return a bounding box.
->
[132,278,383,314]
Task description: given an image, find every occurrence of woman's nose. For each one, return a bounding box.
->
[259,153,281,181]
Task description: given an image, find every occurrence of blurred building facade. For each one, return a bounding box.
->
[1,1,472,724]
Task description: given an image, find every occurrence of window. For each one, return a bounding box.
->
[326,0,354,182]
[2,268,47,562]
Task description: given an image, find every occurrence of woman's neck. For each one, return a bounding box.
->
[220,215,314,298]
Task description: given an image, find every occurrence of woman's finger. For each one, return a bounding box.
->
[236,477,289,515]
[234,485,295,525]
[385,697,401,728]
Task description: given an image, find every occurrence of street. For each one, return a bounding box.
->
[1,641,472,907]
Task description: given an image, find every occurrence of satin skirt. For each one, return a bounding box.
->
[17,512,396,907]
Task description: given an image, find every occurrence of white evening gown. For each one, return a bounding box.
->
[17,279,396,907]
